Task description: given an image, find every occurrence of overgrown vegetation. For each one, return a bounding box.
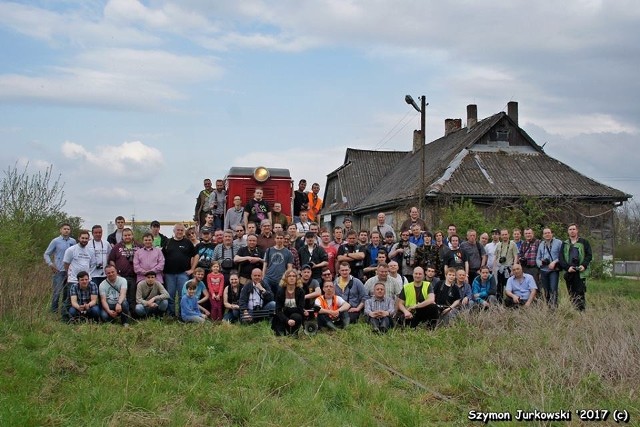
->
[2,266,639,426]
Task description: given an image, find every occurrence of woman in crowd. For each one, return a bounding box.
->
[272,269,305,336]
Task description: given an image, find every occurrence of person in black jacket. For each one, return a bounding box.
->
[272,269,305,336]
[239,268,275,323]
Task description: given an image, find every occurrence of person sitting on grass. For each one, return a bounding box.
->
[206,261,225,321]
[239,268,276,324]
[181,281,209,323]
[181,267,210,315]
[455,268,474,310]
[471,266,498,308]
[432,268,462,326]
[364,282,395,333]
[314,281,350,331]
[134,271,169,318]
[68,271,100,322]
[272,269,306,336]
[505,263,538,308]
[397,266,440,328]
[99,265,131,327]
[223,272,242,323]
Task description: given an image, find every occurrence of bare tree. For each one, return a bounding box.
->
[0,162,66,222]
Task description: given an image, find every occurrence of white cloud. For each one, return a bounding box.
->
[61,140,164,178]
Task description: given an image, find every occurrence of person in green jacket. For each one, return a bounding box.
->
[558,224,592,311]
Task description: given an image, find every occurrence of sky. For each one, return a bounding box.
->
[1,0,638,231]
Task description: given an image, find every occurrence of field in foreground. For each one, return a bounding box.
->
[1,277,639,426]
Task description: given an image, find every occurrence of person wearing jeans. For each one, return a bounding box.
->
[536,227,563,308]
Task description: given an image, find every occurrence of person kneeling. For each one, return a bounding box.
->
[238,268,276,324]
[69,271,101,322]
[504,264,537,308]
[364,282,395,333]
[135,271,169,318]
[314,281,350,331]
[181,282,209,323]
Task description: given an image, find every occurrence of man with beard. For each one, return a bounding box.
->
[243,187,271,229]
[62,230,93,320]
[163,223,198,318]
[234,233,264,286]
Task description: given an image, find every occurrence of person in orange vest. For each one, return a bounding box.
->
[314,281,350,331]
[307,182,323,222]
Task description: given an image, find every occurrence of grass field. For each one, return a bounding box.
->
[1,270,639,426]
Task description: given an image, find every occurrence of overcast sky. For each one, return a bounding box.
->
[1,0,637,230]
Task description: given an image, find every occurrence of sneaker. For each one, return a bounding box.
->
[324,321,338,331]
[123,323,130,328]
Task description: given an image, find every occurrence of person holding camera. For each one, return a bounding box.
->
[492,229,519,303]
[504,263,537,308]
[88,225,111,288]
[389,230,418,282]
[213,229,240,286]
[239,268,276,323]
[518,228,540,286]
[558,224,592,311]
[68,271,101,322]
[536,227,563,307]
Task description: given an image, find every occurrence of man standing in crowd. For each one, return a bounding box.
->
[307,182,323,223]
[108,228,141,315]
[389,230,418,282]
[295,209,312,234]
[293,179,308,223]
[133,232,165,284]
[63,230,93,320]
[536,227,563,307]
[333,262,366,325]
[107,216,126,246]
[44,223,76,314]
[194,226,215,276]
[244,187,271,228]
[319,229,338,278]
[256,219,276,251]
[234,233,264,286]
[493,229,519,302]
[460,229,486,284]
[163,223,198,318]
[513,228,523,252]
[210,179,226,231]
[519,228,540,286]
[194,178,213,228]
[400,206,428,233]
[149,220,168,248]
[271,202,289,230]
[484,228,500,275]
[559,224,592,311]
[88,225,111,288]
[336,230,366,280]
[372,212,395,240]
[262,232,294,294]
[224,195,245,231]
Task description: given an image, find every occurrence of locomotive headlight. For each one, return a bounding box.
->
[253,166,270,182]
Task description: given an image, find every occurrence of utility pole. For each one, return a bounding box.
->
[405,95,427,216]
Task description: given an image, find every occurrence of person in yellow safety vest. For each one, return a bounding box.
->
[314,281,350,331]
[397,266,440,328]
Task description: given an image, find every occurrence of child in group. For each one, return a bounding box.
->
[207,261,225,321]
[181,281,209,323]
[181,267,209,312]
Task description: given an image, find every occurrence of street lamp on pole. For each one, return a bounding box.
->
[405,94,427,216]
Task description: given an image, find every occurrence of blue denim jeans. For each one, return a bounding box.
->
[51,270,67,313]
[540,269,560,307]
[183,315,206,323]
[223,309,241,323]
[100,300,131,324]
[135,300,169,317]
[164,273,188,317]
[68,305,101,320]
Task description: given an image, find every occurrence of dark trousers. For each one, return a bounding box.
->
[565,272,586,311]
[401,304,440,328]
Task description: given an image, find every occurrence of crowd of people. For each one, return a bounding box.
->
[43,178,593,333]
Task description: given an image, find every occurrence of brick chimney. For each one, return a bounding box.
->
[444,118,462,136]
[412,129,422,153]
[507,101,518,126]
[467,104,477,128]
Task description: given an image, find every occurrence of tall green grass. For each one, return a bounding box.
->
[1,268,639,426]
